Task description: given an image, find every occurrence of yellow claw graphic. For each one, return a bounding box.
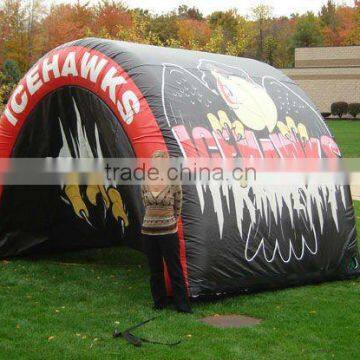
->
[207,112,224,138]
[232,120,245,141]
[285,116,297,134]
[86,185,110,208]
[207,111,245,141]
[64,184,128,228]
[277,121,291,139]
[108,188,129,226]
[297,123,309,142]
[65,185,89,219]
[218,110,233,134]
[276,117,309,143]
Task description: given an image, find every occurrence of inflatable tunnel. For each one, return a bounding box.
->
[0,38,358,297]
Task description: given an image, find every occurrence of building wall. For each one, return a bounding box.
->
[294,46,360,68]
[281,46,360,113]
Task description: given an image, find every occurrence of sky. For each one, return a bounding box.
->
[54,0,355,17]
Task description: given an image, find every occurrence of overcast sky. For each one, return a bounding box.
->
[55,0,355,17]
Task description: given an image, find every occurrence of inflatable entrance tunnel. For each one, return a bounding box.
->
[0,38,358,296]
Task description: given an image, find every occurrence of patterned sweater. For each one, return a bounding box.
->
[141,184,182,235]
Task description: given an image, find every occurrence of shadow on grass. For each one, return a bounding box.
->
[18,245,146,269]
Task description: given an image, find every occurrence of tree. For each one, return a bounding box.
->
[204,26,226,54]
[208,10,255,57]
[267,17,296,68]
[0,59,20,112]
[177,5,203,20]
[116,11,162,46]
[0,69,17,113]
[291,12,323,47]
[0,0,28,71]
[348,103,360,118]
[263,35,278,65]
[41,2,94,50]
[331,102,348,118]
[177,19,210,49]
[208,10,239,42]
[251,5,273,60]
[0,0,358,81]
[2,59,20,84]
[226,16,255,57]
[320,0,337,31]
[148,13,179,44]
[319,0,340,45]
[94,0,132,38]
[344,1,360,45]
[25,0,46,66]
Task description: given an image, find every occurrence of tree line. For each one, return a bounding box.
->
[0,0,359,109]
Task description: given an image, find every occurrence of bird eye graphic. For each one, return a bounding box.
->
[218,79,237,106]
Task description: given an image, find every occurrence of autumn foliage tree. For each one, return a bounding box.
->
[344,0,360,45]
[42,2,94,50]
[0,0,358,105]
[0,0,28,71]
[291,12,323,47]
[177,19,210,49]
[94,0,132,38]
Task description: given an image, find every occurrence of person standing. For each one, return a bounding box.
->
[141,150,192,313]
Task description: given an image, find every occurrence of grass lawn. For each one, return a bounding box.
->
[0,121,359,359]
[326,120,360,157]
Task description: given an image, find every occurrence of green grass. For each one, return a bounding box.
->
[327,120,360,157]
[0,121,359,359]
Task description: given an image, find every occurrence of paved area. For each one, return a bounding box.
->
[351,174,360,201]
[199,314,261,328]
[352,186,360,201]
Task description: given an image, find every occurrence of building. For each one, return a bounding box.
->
[282,46,360,113]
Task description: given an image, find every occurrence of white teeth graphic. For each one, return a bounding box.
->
[59,97,104,159]
[196,180,346,263]
[244,229,318,263]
